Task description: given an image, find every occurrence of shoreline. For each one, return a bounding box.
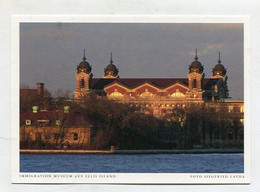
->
[20,148,244,155]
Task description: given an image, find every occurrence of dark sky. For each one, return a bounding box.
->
[20,23,244,99]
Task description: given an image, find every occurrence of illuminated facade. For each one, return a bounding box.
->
[74,50,232,114]
[73,49,244,147]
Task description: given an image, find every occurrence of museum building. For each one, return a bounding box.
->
[73,50,244,146]
[20,50,244,148]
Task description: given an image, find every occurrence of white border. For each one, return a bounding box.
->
[11,15,250,184]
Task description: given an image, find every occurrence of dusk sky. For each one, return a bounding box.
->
[20,23,244,99]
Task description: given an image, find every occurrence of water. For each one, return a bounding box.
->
[20,153,244,173]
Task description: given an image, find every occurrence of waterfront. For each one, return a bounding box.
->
[20,153,244,173]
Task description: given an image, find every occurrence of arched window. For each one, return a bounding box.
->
[140,89,154,98]
[109,91,123,98]
[81,79,85,88]
[193,79,197,88]
[171,89,185,98]
[214,129,221,140]
[227,129,234,140]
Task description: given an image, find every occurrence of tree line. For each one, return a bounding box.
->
[20,88,242,150]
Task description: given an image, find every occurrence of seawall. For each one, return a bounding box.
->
[20,148,243,154]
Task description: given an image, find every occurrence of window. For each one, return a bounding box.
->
[37,120,49,127]
[228,106,233,113]
[25,119,31,126]
[229,120,234,126]
[73,133,78,141]
[193,79,197,88]
[56,120,61,126]
[171,90,185,98]
[81,79,85,88]
[140,90,154,98]
[240,106,244,113]
[240,119,244,125]
[109,91,123,98]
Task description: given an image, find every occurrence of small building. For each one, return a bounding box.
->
[20,108,91,149]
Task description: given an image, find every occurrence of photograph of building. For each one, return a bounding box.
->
[19,22,244,173]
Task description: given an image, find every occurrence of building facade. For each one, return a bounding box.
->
[19,49,244,149]
[73,50,244,147]
[20,109,92,149]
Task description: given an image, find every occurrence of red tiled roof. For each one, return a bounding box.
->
[20,110,92,127]
[91,78,219,90]
[20,110,59,123]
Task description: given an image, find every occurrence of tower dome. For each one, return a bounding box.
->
[189,49,204,73]
[77,49,92,74]
[213,52,226,76]
[104,53,119,78]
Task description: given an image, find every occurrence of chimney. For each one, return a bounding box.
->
[37,83,44,95]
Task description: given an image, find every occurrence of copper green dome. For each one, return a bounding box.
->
[213,52,227,76]
[104,53,119,77]
[189,49,204,73]
[77,50,92,74]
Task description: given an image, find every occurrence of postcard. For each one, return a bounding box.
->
[11,15,250,184]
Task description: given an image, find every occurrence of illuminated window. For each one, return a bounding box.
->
[140,89,154,98]
[171,90,185,98]
[228,106,233,113]
[56,120,61,126]
[109,91,123,98]
[240,119,244,125]
[240,106,244,113]
[25,119,31,126]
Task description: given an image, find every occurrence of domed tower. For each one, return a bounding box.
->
[211,52,229,99]
[186,49,205,100]
[103,53,119,78]
[212,52,227,78]
[74,49,93,99]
